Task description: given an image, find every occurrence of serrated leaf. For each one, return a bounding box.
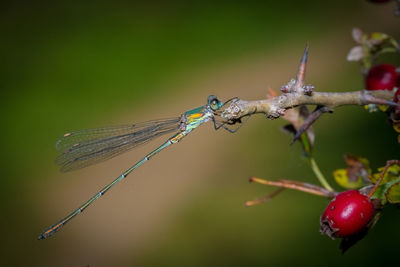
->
[386,181,400,203]
[371,177,400,202]
[370,165,400,183]
[333,168,365,189]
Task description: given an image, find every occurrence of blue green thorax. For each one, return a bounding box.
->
[182,95,223,132]
[185,106,207,117]
[183,105,208,132]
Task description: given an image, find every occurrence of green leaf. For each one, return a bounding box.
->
[386,181,400,204]
[371,177,400,202]
[367,32,399,57]
[333,168,365,189]
[370,165,400,183]
[367,32,390,47]
[333,155,371,189]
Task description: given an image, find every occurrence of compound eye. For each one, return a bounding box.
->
[210,99,221,111]
[207,95,222,111]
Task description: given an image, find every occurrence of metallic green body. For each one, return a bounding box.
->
[39,95,224,239]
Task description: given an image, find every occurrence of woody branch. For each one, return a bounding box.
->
[220,44,397,122]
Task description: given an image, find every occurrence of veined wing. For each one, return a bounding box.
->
[55,118,181,172]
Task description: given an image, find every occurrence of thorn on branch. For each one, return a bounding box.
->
[280,43,315,96]
[362,91,400,107]
[294,43,309,90]
[219,45,397,123]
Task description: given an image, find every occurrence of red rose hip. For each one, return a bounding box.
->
[365,64,399,91]
[320,190,374,238]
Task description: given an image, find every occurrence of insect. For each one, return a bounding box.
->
[38,95,243,239]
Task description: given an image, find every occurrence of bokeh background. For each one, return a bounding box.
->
[1,1,400,266]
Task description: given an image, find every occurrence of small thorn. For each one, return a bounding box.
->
[386,100,400,107]
[365,95,400,107]
[300,42,309,65]
[295,43,309,90]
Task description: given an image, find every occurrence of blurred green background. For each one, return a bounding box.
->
[1,1,400,266]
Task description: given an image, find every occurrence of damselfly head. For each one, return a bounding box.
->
[207,95,223,111]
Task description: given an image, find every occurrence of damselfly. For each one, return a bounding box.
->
[38,95,242,239]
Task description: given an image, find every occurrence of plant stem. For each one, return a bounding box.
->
[310,157,334,192]
[248,177,335,198]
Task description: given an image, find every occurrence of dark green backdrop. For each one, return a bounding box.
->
[1,1,399,266]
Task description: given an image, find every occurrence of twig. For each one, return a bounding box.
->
[245,188,285,207]
[221,90,396,122]
[249,177,336,198]
[220,43,398,122]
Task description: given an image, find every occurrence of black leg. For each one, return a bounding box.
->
[212,116,250,133]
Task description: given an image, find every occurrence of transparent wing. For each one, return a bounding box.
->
[55,118,181,172]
